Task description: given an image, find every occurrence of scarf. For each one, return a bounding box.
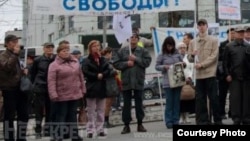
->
[92,52,100,66]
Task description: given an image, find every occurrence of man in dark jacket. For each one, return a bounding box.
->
[113,33,152,134]
[30,42,56,138]
[223,26,250,125]
[217,28,235,119]
[0,34,29,141]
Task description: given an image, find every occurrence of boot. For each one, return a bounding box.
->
[78,108,87,126]
[137,124,147,132]
[121,125,131,134]
[104,116,115,128]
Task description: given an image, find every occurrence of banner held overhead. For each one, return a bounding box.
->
[32,0,196,16]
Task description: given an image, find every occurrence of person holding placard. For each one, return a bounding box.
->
[155,36,185,129]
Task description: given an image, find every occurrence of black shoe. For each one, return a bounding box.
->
[214,121,223,125]
[72,136,83,141]
[63,134,70,139]
[35,133,42,139]
[87,133,93,138]
[121,126,131,134]
[98,132,107,138]
[221,115,227,119]
[137,125,147,132]
[104,122,115,128]
[44,132,51,137]
[166,124,173,129]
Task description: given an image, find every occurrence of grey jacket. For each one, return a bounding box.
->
[113,46,152,91]
[155,50,183,88]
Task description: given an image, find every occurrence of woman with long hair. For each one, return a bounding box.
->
[155,36,185,129]
[82,40,111,138]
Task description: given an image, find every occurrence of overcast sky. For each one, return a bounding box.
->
[0,0,22,43]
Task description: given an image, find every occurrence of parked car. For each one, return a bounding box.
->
[143,76,165,100]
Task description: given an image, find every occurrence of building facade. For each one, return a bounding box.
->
[22,0,250,73]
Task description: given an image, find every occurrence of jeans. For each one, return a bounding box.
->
[164,87,181,127]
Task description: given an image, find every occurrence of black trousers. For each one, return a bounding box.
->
[195,77,221,125]
[34,91,51,133]
[2,88,29,141]
[229,79,250,124]
[122,90,144,125]
[52,100,79,140]
[218,79,229,116]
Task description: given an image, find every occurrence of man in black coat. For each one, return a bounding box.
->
[223,26,250,125]
[217,28,235,119]
[30,42,56,138]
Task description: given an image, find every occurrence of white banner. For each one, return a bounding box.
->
[218,0,241,20]
[32,0,195,16]
[152,24,250,56]
[113,14,132,44]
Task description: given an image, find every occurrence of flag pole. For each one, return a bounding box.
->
[193,0,198,86]
[152,28,165,122]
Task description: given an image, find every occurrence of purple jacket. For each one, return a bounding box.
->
[48,55,86,101]
[155,50,183,88]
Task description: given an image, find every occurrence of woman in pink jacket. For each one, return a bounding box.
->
[48,40,86,141]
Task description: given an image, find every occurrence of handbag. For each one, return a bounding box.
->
[180,84,195,100]
[20,75,33,94]
[105,76,120,97]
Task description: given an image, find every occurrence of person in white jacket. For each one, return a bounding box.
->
[177,42,195,124]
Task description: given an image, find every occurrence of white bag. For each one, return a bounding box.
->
[168,62,186,88]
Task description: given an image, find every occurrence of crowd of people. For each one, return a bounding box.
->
[0,18,250,141]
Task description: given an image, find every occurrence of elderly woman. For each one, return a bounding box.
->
[82,40,111,138]
[48,40,86,141]
[177,42,195,124]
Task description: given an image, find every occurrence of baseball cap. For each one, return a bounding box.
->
[4,35,21,44]
[43,42,55,47]
[71,50,81,55]
[235,26,245,32]
[197,19,208,25]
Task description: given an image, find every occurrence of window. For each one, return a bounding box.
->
[158,11,195,27]
[69,16,75,33]
[48,15,54,23]
[97,14,141,29]
[215,0,250,26]
[48,33,54,42]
